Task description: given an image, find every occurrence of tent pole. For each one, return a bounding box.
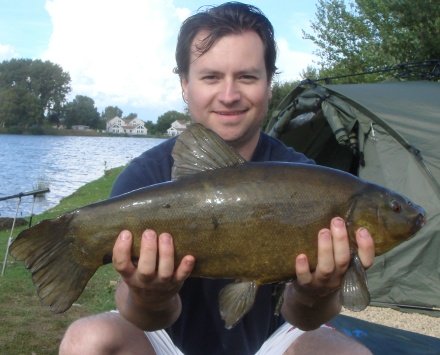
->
[1,197,22,276]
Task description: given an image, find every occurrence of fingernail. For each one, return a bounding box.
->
[333,217,345,227]
[358,228,370,239]
[319,229,331,240]
[143,230,156,240]
[120,231,131,241]
[185,256,195,266]
[160,233,172,244]
[297,254,307,265]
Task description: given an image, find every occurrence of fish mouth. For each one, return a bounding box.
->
[409,212,426,236]
[415,213,426,229]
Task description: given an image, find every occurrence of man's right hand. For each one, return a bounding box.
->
[112,229,195,330]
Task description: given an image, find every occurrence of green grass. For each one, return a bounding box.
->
[0,166,124,354]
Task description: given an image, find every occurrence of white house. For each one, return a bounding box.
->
[106,116,148,136]
[167,120,189,136]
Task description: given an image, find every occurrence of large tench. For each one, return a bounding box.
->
[10,123,425,329]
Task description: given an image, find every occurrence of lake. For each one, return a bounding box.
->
[0,134,165,218]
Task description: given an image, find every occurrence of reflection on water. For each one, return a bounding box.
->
[0,134,165,217]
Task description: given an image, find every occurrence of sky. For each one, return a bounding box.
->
[0,0,319,122]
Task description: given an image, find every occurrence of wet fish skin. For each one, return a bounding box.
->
[9,124,426,328]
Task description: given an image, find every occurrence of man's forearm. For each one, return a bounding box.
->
[115,281,181,331]
[281,282,341,331]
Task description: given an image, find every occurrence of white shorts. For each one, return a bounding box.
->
[144,322,332,355]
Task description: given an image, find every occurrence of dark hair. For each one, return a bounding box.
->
[174,2,277,82]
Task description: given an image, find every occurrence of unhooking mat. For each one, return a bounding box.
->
[329,314,440,355]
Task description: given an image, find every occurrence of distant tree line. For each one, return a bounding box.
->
[0,59,192,135]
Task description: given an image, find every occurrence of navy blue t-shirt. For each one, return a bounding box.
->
[111,132,313,355]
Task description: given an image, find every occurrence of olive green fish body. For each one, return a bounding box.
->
[71,163,363,282]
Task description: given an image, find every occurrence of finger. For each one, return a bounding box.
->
[113,230,135,276]
[295,254,313,286]
[316,228,335,278]
[157,233,175,280]
[330,217,351,271]
[136,229,158,278]
[356,228,375,269]
[175,255,195,282]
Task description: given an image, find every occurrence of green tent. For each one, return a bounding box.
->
[264,80,440,315]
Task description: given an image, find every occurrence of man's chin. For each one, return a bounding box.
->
[213,126,245,143]
[200,121,258,146]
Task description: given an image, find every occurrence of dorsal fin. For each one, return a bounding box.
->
[171,123,246,180]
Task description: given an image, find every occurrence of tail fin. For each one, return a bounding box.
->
[10,214,98,313]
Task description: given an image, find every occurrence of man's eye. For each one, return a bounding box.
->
[240,75,257,83]
[202,75,217,81]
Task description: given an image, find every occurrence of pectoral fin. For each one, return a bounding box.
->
[340,253,370,311]
[219,281,259,329]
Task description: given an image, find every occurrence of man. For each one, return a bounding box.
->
[60,3,374,354]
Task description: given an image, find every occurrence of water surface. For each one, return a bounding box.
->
[0,134,164,217]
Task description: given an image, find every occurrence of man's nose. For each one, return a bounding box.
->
[218,80,241,104]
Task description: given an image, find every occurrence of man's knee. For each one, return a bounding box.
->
[285,327,372,355]
[60,314,113,354]
[59,312,155,355]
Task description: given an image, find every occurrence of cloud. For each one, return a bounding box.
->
[275,37,317,82]
[43,0,190,120]
[0,44,19,61]
[272,9,319,82]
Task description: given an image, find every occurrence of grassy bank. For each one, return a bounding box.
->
[0,167,124,354]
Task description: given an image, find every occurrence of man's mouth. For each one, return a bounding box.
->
[214,109,248,116]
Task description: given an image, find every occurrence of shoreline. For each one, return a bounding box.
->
[0,128,166,139]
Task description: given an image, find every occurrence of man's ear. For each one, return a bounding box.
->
[180,75,188,91]
[180,76,189,103]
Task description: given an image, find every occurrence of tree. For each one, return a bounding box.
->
[156,110,190,134]
[124,113,138,120]
[102,106,123,119]
[63,95,100,129]
[303,0,440,82]
[29,59,71,117]
[0,59,71,126]
[0,86,42,128]
[144,120,157,135]
[300,65,322,82]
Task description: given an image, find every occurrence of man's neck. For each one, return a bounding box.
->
[230,132,260,161]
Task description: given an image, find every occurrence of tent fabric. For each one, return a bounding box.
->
[264,81,440,316]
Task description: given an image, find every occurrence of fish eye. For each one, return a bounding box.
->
[390,200,402,213]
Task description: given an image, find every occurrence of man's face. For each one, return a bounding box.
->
[181,30,271,153]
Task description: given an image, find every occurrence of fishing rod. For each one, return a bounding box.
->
[0,188,50,202]
[1,187,50,276]
[304,59,440,84]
